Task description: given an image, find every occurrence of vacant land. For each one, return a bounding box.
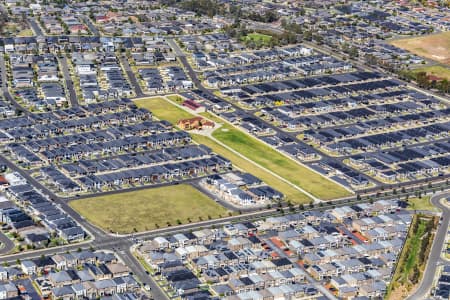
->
[390,31,450,65]
[212,125,351,200]
[69,185,230,234]
[134,97,194,124]
[192,134,311,204]
[387,215,436,299]
[407,196,439,212]
[411,65,450,81]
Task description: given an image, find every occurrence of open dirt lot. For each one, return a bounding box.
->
[390,31,450,65]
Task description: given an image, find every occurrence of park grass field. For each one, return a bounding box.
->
[134,97,194,124]
[69,185,230,234]
[411,65,450,80]
[390,31,450,65]
[212,125,351,200]
[191,134,311,204]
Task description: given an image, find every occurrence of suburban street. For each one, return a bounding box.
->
[265,237,339,300]
[120,55,145,97]
[27,18,44,36]
[79,15,101,36]
[0,53,29,115]
[117,248,169,300]
[59,55,79,107]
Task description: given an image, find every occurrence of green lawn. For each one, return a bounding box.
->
[212,125,351,200]
[134,98,311,203]
[243,33,273,47]
[134,97,194,124]
[407,196,439,212]
[69,185,230,234]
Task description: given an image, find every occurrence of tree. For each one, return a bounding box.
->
[438,78,449,93]
[416,71,430,88]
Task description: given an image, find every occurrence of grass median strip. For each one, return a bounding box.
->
[386,214,437,299]
[69,185,231,234]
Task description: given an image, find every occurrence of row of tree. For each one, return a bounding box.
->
[414,71,450,93]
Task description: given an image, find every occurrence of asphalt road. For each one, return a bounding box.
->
[117,248,168,300]
[120,55,145,97]
[0,54,28,115]
[59,55,79,107]
[1,186,448,299]
[406,191,450,300]
[0,231,14,255]
[79,15,100,36]
[27,18,44,36]
[168,38,450,197]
